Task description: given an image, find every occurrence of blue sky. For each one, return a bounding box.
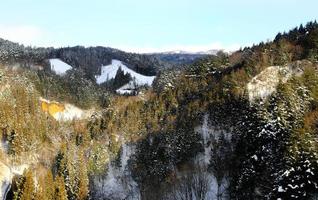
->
[0,0,317,52]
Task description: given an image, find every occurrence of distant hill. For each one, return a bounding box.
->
[0,39,163,77]
[148,49,220,66]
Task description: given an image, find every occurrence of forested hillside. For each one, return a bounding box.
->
[0,21,318,200]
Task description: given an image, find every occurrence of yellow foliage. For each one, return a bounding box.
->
[41,100,65,117]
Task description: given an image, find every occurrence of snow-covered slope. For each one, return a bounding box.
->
[91,143,140,200]
[40,98,94,121]
[52,104,82,121]
[49,59,72,75]
[95,59,156,86]
[54,104,94,121]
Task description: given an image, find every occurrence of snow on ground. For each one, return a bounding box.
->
[247,66,293,101]
[40,98,94,121]
[91,143,140,200]
[95,59,156,86]
[194,114,232,167]
[53,103,84,121]
[49,59,72,75]
[0,162,11,200]
[54,104,93,121]
[11,164,28,176]
[183,114,231,199]
[0,162,29,200]
[116,81,137,95]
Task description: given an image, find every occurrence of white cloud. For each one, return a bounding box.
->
[115,42,245,54]
[0,25,44,46]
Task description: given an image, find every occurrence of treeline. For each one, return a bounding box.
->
[55,46,160,78]
[34,69,111,109]
[0,39,161,78]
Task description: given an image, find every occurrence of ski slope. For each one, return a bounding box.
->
[49,59,72,75]
[95,59,156,86]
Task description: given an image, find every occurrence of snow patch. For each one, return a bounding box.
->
[0,162,11,200]
[116,81,138,95]
[278,186,285,192]
[95,59,155,86]
[194,114,232,166]
[54,104,88,121]
[252,155,258,161]
[0,162,29,200]
[40,98,94,121]
[190,114,231,199]
[91,143,140,200]
[49,59,72,75]
[11,164,28,175]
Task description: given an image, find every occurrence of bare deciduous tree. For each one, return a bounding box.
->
[164,168,210,200]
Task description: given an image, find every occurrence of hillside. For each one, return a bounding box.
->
[0,21,318,200]
[148,51,215,66]
[0,40,162,75]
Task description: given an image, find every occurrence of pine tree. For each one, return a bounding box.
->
[112,67,132,90]
[77,151,89,200]
[34,189,45,200]
[209,134,232,200]
[55,175,68,200]
[14,170,35,200]
[274,132,318,199]
[37,170,55,200]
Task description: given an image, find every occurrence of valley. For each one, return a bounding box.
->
[0,21,318,200]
